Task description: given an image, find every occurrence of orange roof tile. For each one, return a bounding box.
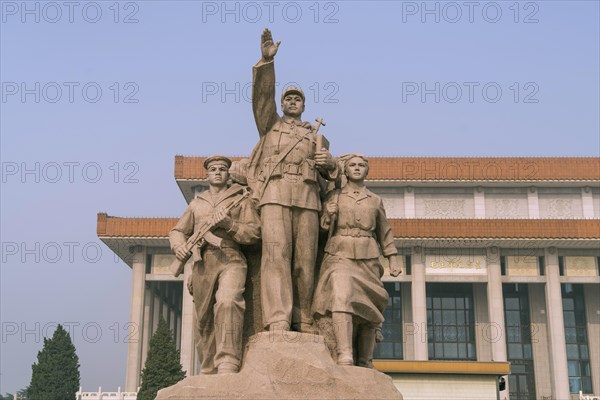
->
[97,213,600,239]
[174,156,600,182]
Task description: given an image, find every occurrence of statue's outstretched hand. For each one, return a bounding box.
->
[261,28,281,61]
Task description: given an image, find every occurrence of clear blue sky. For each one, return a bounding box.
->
[1,0,599,394]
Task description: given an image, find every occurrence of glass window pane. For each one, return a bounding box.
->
[506,311,520,326]
[569,378,581,393]
[394,343,403,357]
[512,364,526,374]
[508,375,517,391]
[426,297,432,308]
[563,312,576,327]
[505,298,519,310]
[457,327,466,342]
[562,298,575,311]
[523,344,532,360]
[442,297,455,309]
[567,344,579,360]
[465,311,473,323]
[581,361,591,376]
[433,310,442,323]
[384,309,392,320]
[582,377,592,394]
[444,325,458,342]
[467,343,476,359]
[508,344,523,359]
[568,361,580,377]
[458,343,467,359]
[378,343,392,358]
[519,375,527,391]
[444,343,458,359]
[465,297,471,309]
[383,325,393,337]
[443,310,456,325]
[565,327,577,343]
[433,297,441,309]
[456,298,464,309]
[580,345,589,360]
[577,327,588,343]
[434,343,443,357]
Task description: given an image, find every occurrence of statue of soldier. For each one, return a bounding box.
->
[169,156,261,374]
[247,28,338,333]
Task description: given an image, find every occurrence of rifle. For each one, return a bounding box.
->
[169,187,250,277]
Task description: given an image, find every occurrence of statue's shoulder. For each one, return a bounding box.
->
[366,188,382,202]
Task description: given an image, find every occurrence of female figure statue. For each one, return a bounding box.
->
[312,154,402,367]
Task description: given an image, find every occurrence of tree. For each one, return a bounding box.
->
[137,318,186,400]
[28,324,80,400]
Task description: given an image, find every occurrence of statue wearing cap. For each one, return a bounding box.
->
[169,155,261,374]
[248,28,338,333]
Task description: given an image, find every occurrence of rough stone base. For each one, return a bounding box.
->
[156,332,402,400]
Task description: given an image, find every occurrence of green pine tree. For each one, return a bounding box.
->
[137,318,186,400]
[28,324,80,400]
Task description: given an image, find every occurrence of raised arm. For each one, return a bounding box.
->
[252,28,281,136]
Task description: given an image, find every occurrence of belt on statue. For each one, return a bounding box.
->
[335,228,373,237]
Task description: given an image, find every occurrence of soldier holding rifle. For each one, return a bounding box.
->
[169,155,261,374]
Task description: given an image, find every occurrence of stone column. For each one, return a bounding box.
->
[140,285,153,368]
[582,187,595,218]
[125,246,146,392]
[486,247,507,362]
[544,247,570,399]
[527,187,540,218]
[401,282,414,360]
[180,261,195,376]
[411,246,428,360]
[404,187,415,218]
[474,187,486,218]
[528,284,552,399]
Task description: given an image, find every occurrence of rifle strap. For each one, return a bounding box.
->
[256,129,307,202]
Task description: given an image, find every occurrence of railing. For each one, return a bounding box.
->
[580,391,600,400]
[75,387,138,400]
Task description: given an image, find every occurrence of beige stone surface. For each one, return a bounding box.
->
[155,332,403,400]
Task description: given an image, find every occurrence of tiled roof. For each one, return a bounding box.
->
[97,213,178,237]
[97,213,600,239]
[174,156,600,182]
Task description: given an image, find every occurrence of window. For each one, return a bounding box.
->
[503,284,536,400]
[558,256,565,276]
[538,256,545,276]
[426,283,476,360]
[562,284,592,394]
[374,282,403,359]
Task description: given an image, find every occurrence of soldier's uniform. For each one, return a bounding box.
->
[249,59,337,330]
[170,181,260,373]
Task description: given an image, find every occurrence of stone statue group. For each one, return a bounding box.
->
[169,29,402,376]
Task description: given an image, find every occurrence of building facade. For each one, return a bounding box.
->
[97,156,600,400]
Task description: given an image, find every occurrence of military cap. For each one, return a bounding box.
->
[203,155,232,170]
[281,86,305,102]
